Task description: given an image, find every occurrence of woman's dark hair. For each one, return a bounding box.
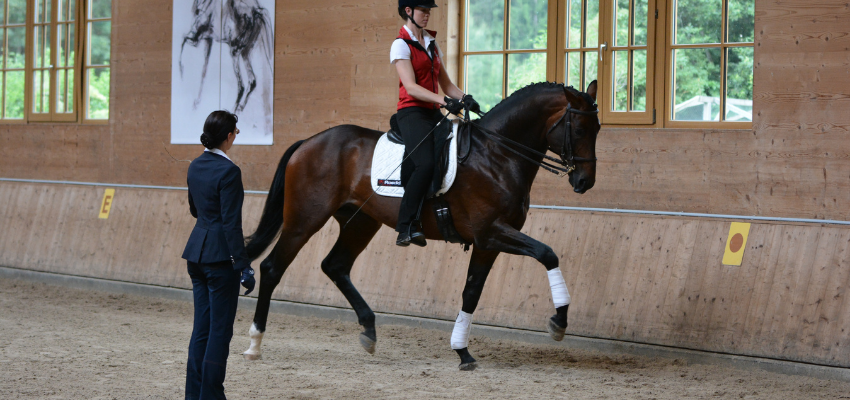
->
[200,110,238,149]
[398,7,409,21]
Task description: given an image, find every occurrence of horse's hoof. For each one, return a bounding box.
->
[547,317,566,341]
[458,361,477,371]
[359,332,376,354]
[242,352,261,361]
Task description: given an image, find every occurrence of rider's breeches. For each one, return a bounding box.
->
[396,106,442,233]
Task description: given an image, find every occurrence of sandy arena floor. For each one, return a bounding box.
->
[1,278,848,399]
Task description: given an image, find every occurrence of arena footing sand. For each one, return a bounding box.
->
[1,277,849,399]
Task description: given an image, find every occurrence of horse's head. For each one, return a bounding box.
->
[545,81,600,193]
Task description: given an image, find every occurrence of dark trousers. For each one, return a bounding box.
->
[396,106,443,233]
[185,261,240,400]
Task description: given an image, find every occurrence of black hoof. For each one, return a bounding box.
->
[359,332,376,354]
[459,361,477,371]
[547,316,566,341]
[455,347,477,371]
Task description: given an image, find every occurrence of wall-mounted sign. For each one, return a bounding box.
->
[99,189,115,219]
[722,222,751,266]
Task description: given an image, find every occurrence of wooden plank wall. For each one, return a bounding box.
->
[2,181,849,367]
[0,0,848,222]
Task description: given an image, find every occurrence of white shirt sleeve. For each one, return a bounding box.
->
[390,39,411,64]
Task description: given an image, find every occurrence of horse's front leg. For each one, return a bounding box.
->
[451,247,499,371]
[479,224,571,341]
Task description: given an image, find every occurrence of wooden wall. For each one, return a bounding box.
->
[2,180,849,367]
[0,0,848,368]
[0,0,847,221]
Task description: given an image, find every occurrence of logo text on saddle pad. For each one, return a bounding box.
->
[378,179,403,187]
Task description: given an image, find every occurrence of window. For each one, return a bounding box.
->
[1,0,110,123]
[459,0,754,127]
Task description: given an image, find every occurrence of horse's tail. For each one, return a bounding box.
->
[244,139,305,260]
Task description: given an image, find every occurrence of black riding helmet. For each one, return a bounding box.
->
[399,0,438,29]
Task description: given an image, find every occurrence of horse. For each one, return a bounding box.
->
[221,0,274,112]
[178,0,273,112]
[241,81,600,371]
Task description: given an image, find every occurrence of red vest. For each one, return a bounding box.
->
[397,27,441,110]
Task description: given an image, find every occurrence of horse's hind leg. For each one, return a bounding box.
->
[451,247,499,371]
[322,209,382,354]
[243,216,332,360]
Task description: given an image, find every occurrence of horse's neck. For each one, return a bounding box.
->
[481,93,563,153]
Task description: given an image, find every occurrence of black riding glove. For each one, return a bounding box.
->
[462,94,481,114]
[443,96,464,115]
[240,266,255,295]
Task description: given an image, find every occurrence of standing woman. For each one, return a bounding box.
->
[181,110,256,400]
[391,0,479,247]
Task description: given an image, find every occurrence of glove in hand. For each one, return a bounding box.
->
[240,266,255,295]
[462,94,481,114]
[443,96,464,115]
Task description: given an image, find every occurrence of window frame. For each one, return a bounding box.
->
[457,0,754,129]
[13,0,108,124]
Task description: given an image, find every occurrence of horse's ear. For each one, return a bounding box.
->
[586,80,598,102]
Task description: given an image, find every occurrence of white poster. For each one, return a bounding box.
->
[171,0,275,145]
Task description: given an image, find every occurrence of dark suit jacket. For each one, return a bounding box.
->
[181,151,249,271]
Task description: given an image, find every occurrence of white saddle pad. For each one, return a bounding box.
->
[371,119,459,198]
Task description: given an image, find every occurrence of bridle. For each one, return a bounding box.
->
[467,87,598,177]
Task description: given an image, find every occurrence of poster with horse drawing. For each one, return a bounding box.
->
[171,0,275,145]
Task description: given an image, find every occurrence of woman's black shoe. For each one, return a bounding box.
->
[396,225,427,247]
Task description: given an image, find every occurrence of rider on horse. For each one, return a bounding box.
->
[391,0,479,247]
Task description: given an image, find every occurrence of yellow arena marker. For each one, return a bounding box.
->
[98,189,115,219]
[722,222,751,266]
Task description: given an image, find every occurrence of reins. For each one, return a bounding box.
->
[465,88,598,177]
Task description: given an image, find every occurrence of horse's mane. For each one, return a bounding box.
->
[481,82,596,118]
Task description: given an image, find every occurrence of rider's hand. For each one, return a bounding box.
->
[462,94,481,114]
[442,96,464,115]
[240,266,255,295]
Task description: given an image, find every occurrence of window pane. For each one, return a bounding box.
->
[507,52,546,95]
[87,67,110,119]
[35,25,52,69]
[33,69,51,113]
[57,68,75,113]
[59,0,76,22]
[585,0,599,47]
[0,30,4,66]
[566,51,581,88]
[0,0,5,24]
[726,47,753,121]
[58,23,75,67]
[4,70,24,118]
[634,0,648,46]
[509,0,548,50]
[465,54,503,112]
[674,0,721,45]
[612,50,628,111]
[8,0,25,24]
[583,51,597,89]
[88,20,111,65]
[566,0,581,48]
[614,0,629,47]
[35,0,51,23]
[673,48,721,121]
[631,49,646,111]
[7,26,24,68]
[727,0,754,43]
[91,0,111,19]
[467,0,504,51]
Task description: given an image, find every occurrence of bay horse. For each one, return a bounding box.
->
[242,81,600,370]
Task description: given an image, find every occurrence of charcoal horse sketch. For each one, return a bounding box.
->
[171,0,275,145]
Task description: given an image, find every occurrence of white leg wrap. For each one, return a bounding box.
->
[450,311,473,350]
[243,323,264,356]
[547,268,571,308]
